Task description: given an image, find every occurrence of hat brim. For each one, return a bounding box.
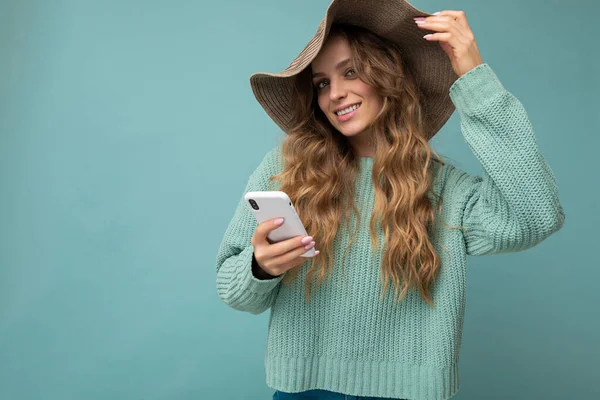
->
[250,0,457,140]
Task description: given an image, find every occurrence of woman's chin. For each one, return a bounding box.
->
[338,127,366,137]
[332,121,365,137]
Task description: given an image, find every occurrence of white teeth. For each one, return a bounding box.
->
[336,103,360,116]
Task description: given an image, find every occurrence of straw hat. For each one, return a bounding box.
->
[249,0,459,140]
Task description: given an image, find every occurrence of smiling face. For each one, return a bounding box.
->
[310,33,383,155]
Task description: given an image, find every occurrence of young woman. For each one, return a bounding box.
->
[216,1,565,399]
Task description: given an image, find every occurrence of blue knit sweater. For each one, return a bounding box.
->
[215,64,565,399]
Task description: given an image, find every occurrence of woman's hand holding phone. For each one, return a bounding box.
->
[251,217,319,279]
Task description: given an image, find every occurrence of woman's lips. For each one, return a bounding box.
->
[335,103,361,122]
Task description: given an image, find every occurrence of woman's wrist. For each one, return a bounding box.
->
[251,252,280,280]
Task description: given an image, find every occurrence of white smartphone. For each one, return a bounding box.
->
[244,191,316,258]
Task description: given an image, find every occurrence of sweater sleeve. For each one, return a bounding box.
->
[215,146,284,314]
[445,63,565,256]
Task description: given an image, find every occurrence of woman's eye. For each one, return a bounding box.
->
[315,70,354,90]
[316,80,328,89]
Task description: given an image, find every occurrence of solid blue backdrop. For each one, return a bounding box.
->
[0,0,597,399]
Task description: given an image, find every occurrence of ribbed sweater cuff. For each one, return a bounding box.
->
[238,245,284,294]
[449,63,505,115]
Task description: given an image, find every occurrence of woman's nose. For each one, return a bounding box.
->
[329,80,347,101]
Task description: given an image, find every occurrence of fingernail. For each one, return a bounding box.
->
[304,241,315,250]
[301,236,313,245]
[433,11,441,15]
[423,34,433,39]
[274,218,284,225]
[415,20,426,25]
[315,250,320,255]
[413,17,425,21]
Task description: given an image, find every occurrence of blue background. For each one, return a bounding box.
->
[1,0,598,398]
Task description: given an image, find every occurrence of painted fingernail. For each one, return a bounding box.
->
[413,17,425,20]
[274,218,284,225]
[301,236,313,245]
[433,11,441,15]
[314,250,320,255]
[415,20,426,25]
[424,34,433,39]
[304,241,315,250]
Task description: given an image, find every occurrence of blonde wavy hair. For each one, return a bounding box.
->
[268,24,463,307]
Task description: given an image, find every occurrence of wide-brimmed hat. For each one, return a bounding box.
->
[249,0,458,140]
